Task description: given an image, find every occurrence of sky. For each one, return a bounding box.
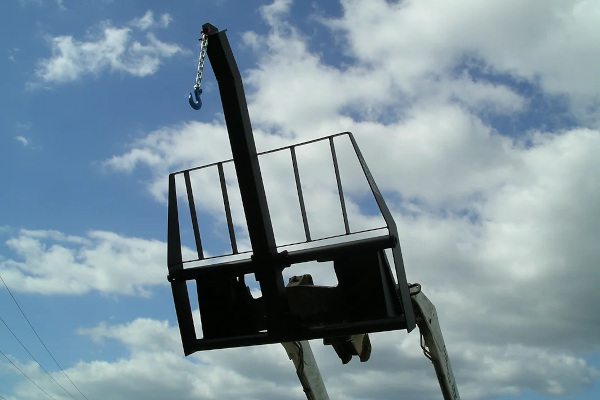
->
[0,0,599,399]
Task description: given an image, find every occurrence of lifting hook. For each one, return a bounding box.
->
[189,87,202,110]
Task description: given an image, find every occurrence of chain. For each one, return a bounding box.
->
[193,32,209,91]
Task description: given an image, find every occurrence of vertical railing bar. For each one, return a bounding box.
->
[291,146,311,242]
[167,173,197,353]
[330,137,351,235]
[167,173,183,270]
[218,162,238,254]
[184,171,204,260]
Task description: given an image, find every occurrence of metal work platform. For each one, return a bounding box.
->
[167,24,415,356]
[167,133,415,354]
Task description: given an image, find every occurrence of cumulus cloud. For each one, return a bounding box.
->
[129,10,172,31]
[325,0,600,125]
[6,314,597,400]
[103,122,233,175]
[34,11,185,85]
[0,229,183,296]
[14,136,29,147]
[10,316,309,400]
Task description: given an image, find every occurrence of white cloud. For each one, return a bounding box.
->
[7,316,308,400]
[260,0,293,28]
[34,11,186,85]
[78,318,182,353]
[0,229,183,296]
[130,10,173,31]
[7,314,596,400]
[14,136,29,147]
[394,128,600,349]
[103,122,233,175]
[325,0,600,125]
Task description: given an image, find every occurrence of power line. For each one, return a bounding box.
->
[0,347,58,400]
[0,315,80,400]
[0,275,90,400]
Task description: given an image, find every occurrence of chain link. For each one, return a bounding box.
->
[193,32,209,91]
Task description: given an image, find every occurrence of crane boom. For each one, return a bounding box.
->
[410,285,461,400]
[282,341,330,400]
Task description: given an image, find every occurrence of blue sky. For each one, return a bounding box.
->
[1,0,599,399]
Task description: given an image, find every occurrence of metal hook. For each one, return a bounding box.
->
[189,87,202,110]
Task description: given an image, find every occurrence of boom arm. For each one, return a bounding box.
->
[410,285,461,400]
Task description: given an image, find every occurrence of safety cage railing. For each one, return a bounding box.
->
[167,132,415,354]
[169,132,399,265]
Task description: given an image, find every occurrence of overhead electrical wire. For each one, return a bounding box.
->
[0,274,91,400]
[0,315,80,400]
[0,347,58,400]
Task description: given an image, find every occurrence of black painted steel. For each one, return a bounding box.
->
[290,146,311,242]
[184,171,204,260]
[190,315,408,352]
[330,137,351,235]
[202,23,289,335]
[167,174,196,355]
[217,162,238,254]
[169,234,395,283]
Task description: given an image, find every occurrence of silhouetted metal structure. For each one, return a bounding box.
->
[167,23,415,356]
